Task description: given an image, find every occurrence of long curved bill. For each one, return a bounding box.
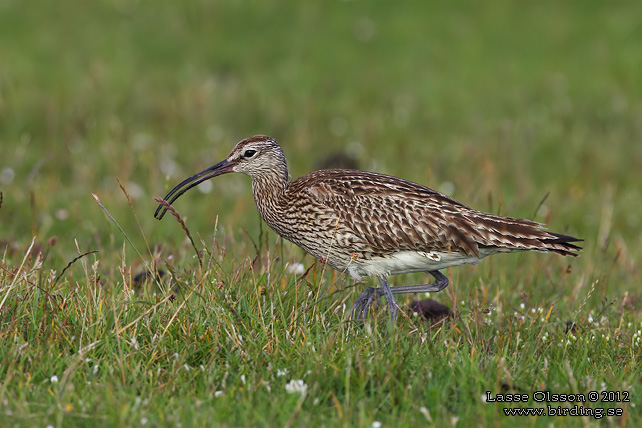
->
[154,158,232,220]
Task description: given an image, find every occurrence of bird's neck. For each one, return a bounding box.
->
[251,168,289,212]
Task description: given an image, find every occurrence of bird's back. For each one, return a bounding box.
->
[271,169,581,270]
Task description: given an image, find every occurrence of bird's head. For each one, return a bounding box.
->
[154,135,288,220]
[224,135,288,179]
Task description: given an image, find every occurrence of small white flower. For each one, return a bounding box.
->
[285,379,308,395]
[241,375,246,384]
[55,209,69,220]
[287,263,305,275]
[50,375,59,383]
[214,391,223,397]
[519,303,525,310]
[372,422,382,428]
[141,417,148,425]
[419,406,432,422]
[277,369,289,377]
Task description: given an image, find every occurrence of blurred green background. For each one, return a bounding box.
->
[1,0,640,273]
[1,2,642,427]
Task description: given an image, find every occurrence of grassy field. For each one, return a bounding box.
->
[1,1,641,427]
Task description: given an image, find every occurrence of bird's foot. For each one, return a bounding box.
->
[350,286,398,324]
[350,286,377,324]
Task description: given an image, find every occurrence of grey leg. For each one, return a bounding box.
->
[350,276,398,323]
[374,271,449,296]
[351,287,378,322]
[378,276,399,323]
[351,271,449,323]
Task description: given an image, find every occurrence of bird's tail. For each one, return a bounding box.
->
[535,231,583,256]
[471,214,583,256]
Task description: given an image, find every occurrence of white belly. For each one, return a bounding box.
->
[346,249,496,280]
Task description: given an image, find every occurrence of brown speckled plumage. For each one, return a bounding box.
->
[155,135,582,323]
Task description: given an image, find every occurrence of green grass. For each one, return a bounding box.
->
[1,1,641,426]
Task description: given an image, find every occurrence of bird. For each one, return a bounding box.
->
[154,135,582,323]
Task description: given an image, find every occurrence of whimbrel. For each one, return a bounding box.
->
[154,135,581,323]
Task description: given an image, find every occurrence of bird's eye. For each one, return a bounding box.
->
[244,149,257,158]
